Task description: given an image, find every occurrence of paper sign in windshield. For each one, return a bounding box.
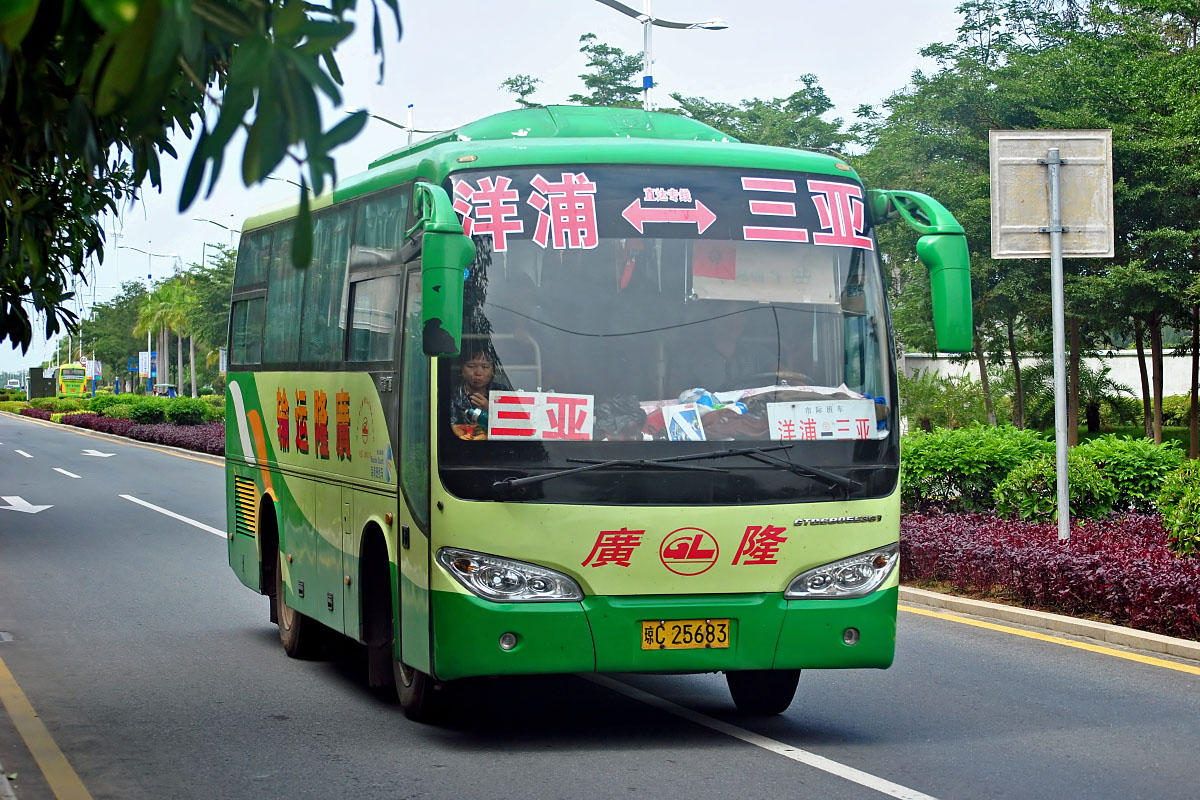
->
[767,398,878,441]
[488,391,595,441]
[664,403,706,441]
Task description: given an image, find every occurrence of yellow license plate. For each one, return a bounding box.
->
[641,619,731,650]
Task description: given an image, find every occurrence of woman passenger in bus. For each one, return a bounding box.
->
[451,347,510,440]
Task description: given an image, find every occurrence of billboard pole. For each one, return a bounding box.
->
[1041,148,1071,541]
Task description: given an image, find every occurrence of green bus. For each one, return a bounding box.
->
[225,105,972,719]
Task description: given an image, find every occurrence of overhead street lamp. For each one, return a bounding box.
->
[118,244,177,282]
[593,0,728,111]
[265,175,302,189]
[194,216,241,246]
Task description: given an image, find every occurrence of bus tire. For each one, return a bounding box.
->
[394,658,439,722]
[726,669,800,715]
[276,550,322,659]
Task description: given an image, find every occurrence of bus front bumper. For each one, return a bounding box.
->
[430,587,897,681]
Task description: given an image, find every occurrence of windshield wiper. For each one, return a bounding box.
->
[492,457,728,491]
[570,444,862,497]
[737,447,861,496]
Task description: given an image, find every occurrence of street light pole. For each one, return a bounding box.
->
[194,217,241,246]
[642,0,653,111]
[592,0,728,111]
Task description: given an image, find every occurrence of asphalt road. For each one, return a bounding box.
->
[1,413,1198,800]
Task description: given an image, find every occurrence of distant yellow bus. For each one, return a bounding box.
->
[56,362,91,397]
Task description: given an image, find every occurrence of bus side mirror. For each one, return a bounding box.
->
[868,189,974,352]
[409,182,476,357]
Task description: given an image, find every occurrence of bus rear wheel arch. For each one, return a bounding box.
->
[261,500,323,659]
[725,669,801,715]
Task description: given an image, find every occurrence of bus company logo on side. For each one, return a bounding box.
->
[358,398,373,444]
[659,528,719,576]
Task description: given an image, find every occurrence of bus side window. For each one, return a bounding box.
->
[350,187,409,269]
[300,206,353,365]
[233,230,271,289]
[230,297,265,365]
[348,275,402,362]
[399,271,429,529]
[264,225,304,364]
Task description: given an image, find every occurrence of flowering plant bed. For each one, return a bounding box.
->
[902,512,1200,641]
[20,406,224,456]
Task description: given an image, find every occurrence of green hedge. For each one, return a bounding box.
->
[30,397,86,412]
[88,394,128,414]
[901,424,1053,511]
[993,451,1117,522]
[103,403,135,419]
[1075,436,1184,513]
[165,397,208,425]
[1157,460,1200,557]
[127,396,169,424]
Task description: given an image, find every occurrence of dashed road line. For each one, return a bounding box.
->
[119,495,225,538]
[53,468,81,479]
[588,675,938,800]
[14,450,31,458]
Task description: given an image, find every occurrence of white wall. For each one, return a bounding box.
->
[903,351,1194,397]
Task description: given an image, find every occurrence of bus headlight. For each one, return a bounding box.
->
[437,548,584,603]
[784,543,899,599]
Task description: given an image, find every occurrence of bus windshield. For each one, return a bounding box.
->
[439,164,895,504]
[60,369,86,380]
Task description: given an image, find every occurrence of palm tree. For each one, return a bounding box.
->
[134,281,192,395]
[133,287,172,394]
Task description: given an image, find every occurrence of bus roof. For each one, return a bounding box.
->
[241,105,858,232]
[367,105,737,169]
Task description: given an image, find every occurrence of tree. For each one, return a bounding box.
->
[184,245,236,391]
[672,75,850,152]
[500,74,542,108]
[567,33,642,107]
[0,0,402,354]
[854,0,1200,444]
[76,281,149,387]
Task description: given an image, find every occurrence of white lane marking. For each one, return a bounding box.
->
[82,449,114,458]
[588,675,939,800]
[119,495,225,538]
[0,496,52,514]
[14,450,31,458]
[53,468,81,479]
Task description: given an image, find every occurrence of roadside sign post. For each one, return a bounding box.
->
[990,130,1114,541]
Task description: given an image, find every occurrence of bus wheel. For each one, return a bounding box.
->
[726,669,800,715]
[393,658,439,722]
[276,550,321,659]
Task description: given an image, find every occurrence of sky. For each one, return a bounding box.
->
[1,0,966,374]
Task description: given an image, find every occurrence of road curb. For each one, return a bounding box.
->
[900,586,1200,662]
[1,410,223,465]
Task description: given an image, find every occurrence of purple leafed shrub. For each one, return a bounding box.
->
[87,417,137,436]
[128,421,225,455]
[57,413,136,437]
[20,407,52,420]
[902,512,1200,640]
